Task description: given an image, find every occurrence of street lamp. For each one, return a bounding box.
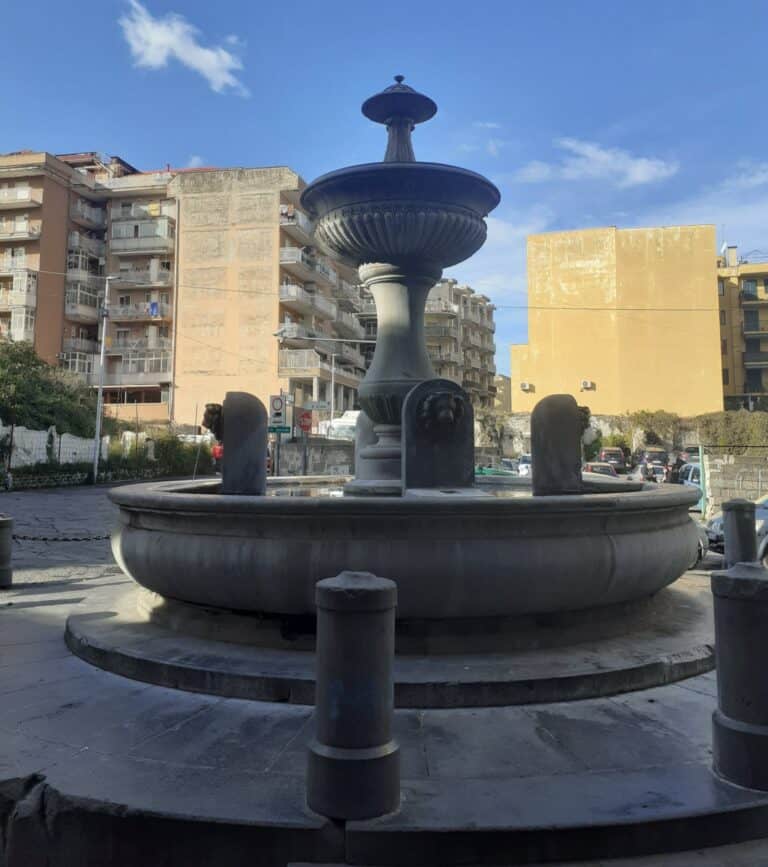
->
[92,275,114,484]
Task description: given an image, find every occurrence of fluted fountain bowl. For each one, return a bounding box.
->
[301,161,500,269]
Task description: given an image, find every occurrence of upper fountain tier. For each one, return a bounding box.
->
[300,76,500,272]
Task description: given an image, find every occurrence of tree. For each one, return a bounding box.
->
[0,342,98,438]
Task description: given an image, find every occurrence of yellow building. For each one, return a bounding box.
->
[717,245,768,408]
[510,225,723,416]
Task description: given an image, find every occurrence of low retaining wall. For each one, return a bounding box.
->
[276,439,355,477]
[703,451,768,516]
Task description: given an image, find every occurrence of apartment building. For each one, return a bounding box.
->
[358,277,498,411]
[510,225,723,416]
[494,373,512,412]
[718,245,768,409]
[0,151,368,427]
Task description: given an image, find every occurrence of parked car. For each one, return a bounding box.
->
[689,521,710,569]
[679,462,701,488]
[642,447,669,466]
[583,462,619,477]
[649,465,667,484]
[500,458,519,474]
[706,494,768,560]
[681,446,700,463]
[517,454,532,477]
[598,447,626,472]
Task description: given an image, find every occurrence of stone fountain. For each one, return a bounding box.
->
[301,75,499,494]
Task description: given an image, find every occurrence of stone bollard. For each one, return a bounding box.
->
[723,498,757,568]
[0,514,12,588]
[530,395,584,496]
[221,392,268,496]
[712,501,768,789]
[307,571,400,820]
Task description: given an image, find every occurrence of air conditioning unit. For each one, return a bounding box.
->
[520,381,533,392]
[580,379,595,391]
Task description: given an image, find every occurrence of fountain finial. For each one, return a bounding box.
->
[362,75,437,162]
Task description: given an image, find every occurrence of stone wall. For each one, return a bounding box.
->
[703,451,768,516]
[276,438,354,476]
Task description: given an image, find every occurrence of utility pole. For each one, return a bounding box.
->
[92,275,113,484]
[330,353,337,427]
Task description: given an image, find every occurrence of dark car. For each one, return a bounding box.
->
[642,447,669,466]
[583,462,619,477]
[598,447,626,471]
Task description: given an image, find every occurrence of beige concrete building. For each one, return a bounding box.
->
[510,225,723,416]
[358,277,498,410]
[717,245,768,409]
[0,151,367,428]
[494,373,511,412]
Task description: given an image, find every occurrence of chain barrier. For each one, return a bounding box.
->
[12,533,111,543]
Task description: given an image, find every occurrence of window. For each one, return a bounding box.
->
[118,295,130,307]
[720,310,726,326]
[722,368,729,385]
[718,279,725,296]
[745,310,760,331]
[743,278,758,297]
[721,338,727,355]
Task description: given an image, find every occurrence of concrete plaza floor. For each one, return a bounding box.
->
[2,484,768,866]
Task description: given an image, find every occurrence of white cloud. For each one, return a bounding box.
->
[474,121,501,129]
[457,143,481,153]
[721,161,768,192]
[119,1,248,96]
[186,155,205,168]
[487,138,512,158]
[512,138,678,188]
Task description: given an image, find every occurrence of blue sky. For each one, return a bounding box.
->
[3,0,768,374]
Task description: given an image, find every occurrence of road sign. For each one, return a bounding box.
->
[298,410,312,433]
[268,425,290,434]
[269,394,285,426]
[307,400,329,411]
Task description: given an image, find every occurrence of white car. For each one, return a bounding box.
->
[517,454,532,477]
[706,494,768,561]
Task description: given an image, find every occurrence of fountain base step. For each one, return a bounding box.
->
[65,575,714,708]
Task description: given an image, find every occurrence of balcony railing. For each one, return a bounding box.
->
[336,309,365,339]
[99,369,172,387]
[108,302,172,321]
[279,246,315,270]
[0,188,42,208]
[63,337,99,354]
[108,336,172,353]
[110,202,175,220]
[432,349,463,364]
[359,299,377,315]
[0,284,37,309]
[315,258,338,287]
[69,232,106,258]
[278,349,361,383]
[66,269,104,289]
[744,351,768,365]
[743,323,768,336]
[740,291,768,304]
[279,209,314,239]
[113,267,174,287]
[0,268,37,295]
[426,300,459,315]
[70,201,106,228]
[110,234,175,253]
[0,258,26,273]
[279,283,337,319]
[425,324,459,339]
[0,223,41,241]
[336,280,362,308]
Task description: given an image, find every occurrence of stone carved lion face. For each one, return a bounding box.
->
[417,392,466,439]
[202,403,223,441]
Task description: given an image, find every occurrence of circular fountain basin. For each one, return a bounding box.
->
[109,480,700,621]
[301,161,500,268]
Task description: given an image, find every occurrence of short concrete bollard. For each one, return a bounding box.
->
[0,514,12,588]
[307,571,400,820]
[723,498,757,568]
[712,500,768,789]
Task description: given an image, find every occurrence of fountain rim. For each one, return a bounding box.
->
[109,478,700,516]
[300,160,501,215]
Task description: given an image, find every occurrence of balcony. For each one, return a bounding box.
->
[70,201,106,229]
[0,258,26,274]
[108,302,172,322]
[359,298,377,316]
[740,292,768,305]
[744,351,768,367]
[65,285,102,323]
[278,349,361,386]
[113,267,174,288]
[279,283,337,319]
[0,222,41,242]
[336,344,366,369]
[315,258,338,288]
[107,336,171,355]
[279,247,316,281]
[0,286,36,310]
[743,323,768,337]
[66,268,104,289]
[279,208,314,244]
[426,300,458,316]
[110,202,175,221]
[335,309,365,339]
[432,349,463,364]
[63,337,99,354]
[60,352,94,377]
[110,233,175,255]
[0,188,42,209]
[425,324,459,340]
[69,232,106,258]
[335,280,362,310]
[100,369,172,387]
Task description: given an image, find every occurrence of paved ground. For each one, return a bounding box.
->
[3,484,759,867]
[0,485,120,582]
